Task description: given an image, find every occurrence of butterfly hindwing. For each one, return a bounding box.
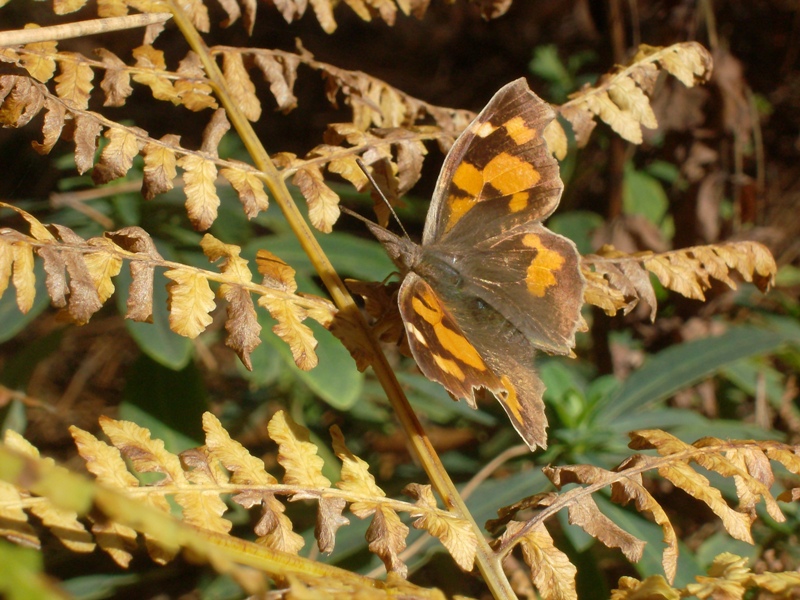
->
[424,78,563,245]
[456,222,585,356]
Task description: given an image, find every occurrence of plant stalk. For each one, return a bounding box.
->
[165,5,516,598]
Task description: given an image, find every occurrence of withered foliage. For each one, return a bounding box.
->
[0,202,335,370]
[486,430,800,600]
[4,419,800,600]
[0,3,792,598]
[2,411,478,580]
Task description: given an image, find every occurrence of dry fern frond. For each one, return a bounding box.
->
[265,0,512,34]
[547,42,714,156]
[0,433,448,598]
[0,203,335,370]
[582,241,777,319]
[70,411,480,576]
[613,553,800,599]
[490,431,800,596]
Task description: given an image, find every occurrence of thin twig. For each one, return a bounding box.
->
[0,13,172,47]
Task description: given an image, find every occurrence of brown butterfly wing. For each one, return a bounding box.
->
[452,222,586,356]
[423,78,563,245]
[398,272,548,449]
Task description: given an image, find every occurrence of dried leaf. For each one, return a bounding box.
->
[84,237,124,304]
[566,494,645,563]
[132,45,179,103]
[175,51,218,111]
[259,295,318,370]
[106,226,161,322]
[179,448,232,534]
[316,496,349,554]
[96,48,132,107]
[293,164,340,233]
[256,249,297,292]
[69,426,139,566]
[31,98,66,154]
[506,521,577,600]
[48,224,103,324]
[562,42,713,147]
[179,154,220,231]
[202,412,275,486]
[0,479,38,549]
[267,411,331,498]
[4,430,95,553]
[53,0,88,13]
[331,425,385,516]
[220,165,270,218]
[142,135,179,200]
[367,505,408,577]
[222,51,261,122]
[611,575,680,600]
[21,35,57,83]
[73,114,103,175]
[684,552,749,600]
[404,483,476,571]
[12,242,36,313]
[253,53,298,112]
[199,234,261,367]
[93,126,143,184]
[165,268,216,338]
[54,53,94,109]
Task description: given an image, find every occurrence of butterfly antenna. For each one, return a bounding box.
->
[355,158,411,239]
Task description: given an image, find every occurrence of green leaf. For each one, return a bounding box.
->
[623,163,668,224]
[264,317,363,411]
[0,260,50,343]
[0,540,65,600]
[595,326,793,424]
[119,354,207,453]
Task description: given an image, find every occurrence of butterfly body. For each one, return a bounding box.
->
[366,79,585,450]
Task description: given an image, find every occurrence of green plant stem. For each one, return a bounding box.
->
[165,5,516,598]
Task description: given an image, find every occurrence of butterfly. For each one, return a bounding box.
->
[360,78,585,450]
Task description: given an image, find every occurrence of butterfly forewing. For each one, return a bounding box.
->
[424,78,563,245]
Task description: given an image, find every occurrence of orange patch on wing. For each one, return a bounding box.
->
[499,375,523,423]
[411,292,487,370]
[433,354,465,381]
[508,192,529,212]
[452,161,483,197]
[522,233,565,297]
[445,196,479,233]
[483,152,540,196]
[503,116,536,145]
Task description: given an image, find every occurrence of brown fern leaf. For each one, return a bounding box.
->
[69,425,140,567]
[4,430,95,554]
[0,207,334,369]
[404,483,477,572]
[550,42,713,155]
[493,434,800,585]
[331,424,409,577]
[582,241,777,319]
[256,249,322,370]
[200,234,262,368]
[499,520,577,600]
[201,412,305,554]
